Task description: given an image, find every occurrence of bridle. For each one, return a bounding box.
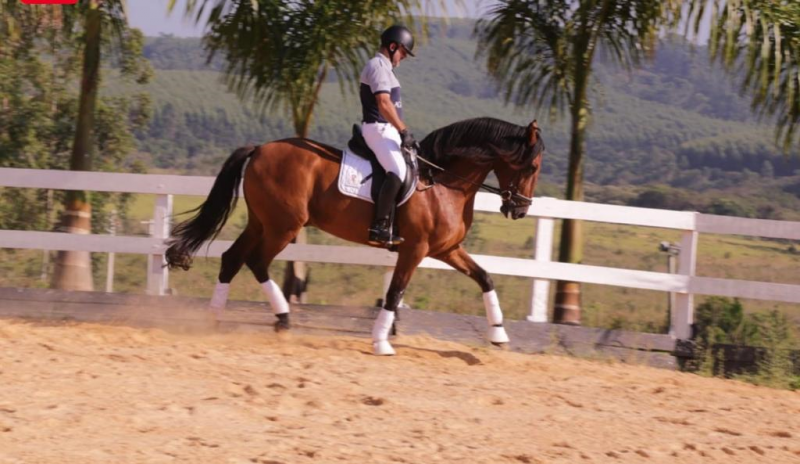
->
[415,150,534,207]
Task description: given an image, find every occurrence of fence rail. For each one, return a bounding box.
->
[2,167,799,339]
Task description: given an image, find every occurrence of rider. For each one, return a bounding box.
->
[361,25,417,248]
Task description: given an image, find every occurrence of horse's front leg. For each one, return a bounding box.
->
[372,245,428,356]
[435,245,510,345]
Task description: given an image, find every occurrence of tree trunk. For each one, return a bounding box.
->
[553,77,589,325]
[51,2,101,291]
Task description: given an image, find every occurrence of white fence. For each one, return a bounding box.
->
[2,167,800,340]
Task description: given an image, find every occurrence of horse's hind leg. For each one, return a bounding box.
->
[434,245,510,345]
[209,218,262,318]
[245,231,297,332]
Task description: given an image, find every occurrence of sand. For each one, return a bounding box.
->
[0,318,798,464]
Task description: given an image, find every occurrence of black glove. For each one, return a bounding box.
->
[399,129,417,150]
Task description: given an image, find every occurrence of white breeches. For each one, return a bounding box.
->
[361,122,407,180]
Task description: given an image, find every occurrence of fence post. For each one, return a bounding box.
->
[105,209,117,293]
[146,194,173,296]
[671,228,698,339]
[527,216,554,322]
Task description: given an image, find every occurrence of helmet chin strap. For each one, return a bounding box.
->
[388,44,398,67]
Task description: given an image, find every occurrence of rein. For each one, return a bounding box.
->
[415,152,533,206]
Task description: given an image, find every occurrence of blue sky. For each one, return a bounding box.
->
[128,0,492,37]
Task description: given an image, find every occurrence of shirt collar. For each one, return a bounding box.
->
[375,52,392,67]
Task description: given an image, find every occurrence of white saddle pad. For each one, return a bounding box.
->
[337,147,414,206]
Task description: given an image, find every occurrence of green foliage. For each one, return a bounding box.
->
[475,0,676,116]
[0,1,151,233]
[629,185,698,211]
[745,310,800,390]
[691,297,800,390]
[685,0,800,150]
[695,297,758,346]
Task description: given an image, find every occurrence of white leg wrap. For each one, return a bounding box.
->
[371,309,396,356]
[483,290,510,344]
[261,279,290,315]
[483,290,503,326]
[209,282,230,317]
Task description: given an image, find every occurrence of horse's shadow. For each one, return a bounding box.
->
[358,344,483,366]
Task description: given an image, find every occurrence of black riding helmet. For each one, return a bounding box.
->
[381,25,415,57]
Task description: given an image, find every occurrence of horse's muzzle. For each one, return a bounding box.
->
[501,202,528,220]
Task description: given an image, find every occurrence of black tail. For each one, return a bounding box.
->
[165,145,257,270]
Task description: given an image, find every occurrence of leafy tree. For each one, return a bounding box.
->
[475,0,677,324]
[50,0,151,291]
[684,1,800,151]
[1,1,150,289]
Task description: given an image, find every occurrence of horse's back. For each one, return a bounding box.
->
[243,137,342,203]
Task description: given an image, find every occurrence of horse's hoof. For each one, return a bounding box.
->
[274,314,291,332]
[206,309,223,327]
[373,340,396,356]
[488,326,510,344]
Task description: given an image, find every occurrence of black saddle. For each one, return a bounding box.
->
[346,124,418,203]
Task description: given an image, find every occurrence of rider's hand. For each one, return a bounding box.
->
[399,129,417,150]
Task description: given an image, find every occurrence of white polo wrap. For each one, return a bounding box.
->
[483,290,503,326]
[261,279,290,315]
[372,309,395,342]
[209,282,230,311]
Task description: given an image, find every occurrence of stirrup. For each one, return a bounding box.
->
[368,229,404,247]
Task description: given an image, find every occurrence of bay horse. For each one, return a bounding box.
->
[165,117,545,355]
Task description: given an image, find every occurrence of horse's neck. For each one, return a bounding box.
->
[435,159,492,205]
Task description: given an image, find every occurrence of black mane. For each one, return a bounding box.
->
[418,117,536,170]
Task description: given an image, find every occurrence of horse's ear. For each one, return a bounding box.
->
[528,120,539,146]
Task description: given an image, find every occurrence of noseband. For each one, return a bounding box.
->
[498,171,533,207]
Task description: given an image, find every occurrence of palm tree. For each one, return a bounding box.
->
[475,0,677,324]
[684,0,800,151]
[174,0,426,302]
[49,0,148,290]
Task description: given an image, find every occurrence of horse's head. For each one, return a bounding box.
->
[494,120,544,220]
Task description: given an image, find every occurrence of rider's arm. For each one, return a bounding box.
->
[375,93,407,133]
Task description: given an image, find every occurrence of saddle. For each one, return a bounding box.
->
[339,124,418,206]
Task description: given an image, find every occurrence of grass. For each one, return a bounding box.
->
[2,192,798,333]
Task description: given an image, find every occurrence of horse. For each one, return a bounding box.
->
[165,117,545,355]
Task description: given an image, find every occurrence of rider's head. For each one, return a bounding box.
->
[380,25,415,67]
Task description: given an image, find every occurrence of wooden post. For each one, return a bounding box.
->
[528,216,554,322]
[146,194,172,296]
[671,228,698,339]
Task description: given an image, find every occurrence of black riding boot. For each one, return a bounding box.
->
[368,172,404,247]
